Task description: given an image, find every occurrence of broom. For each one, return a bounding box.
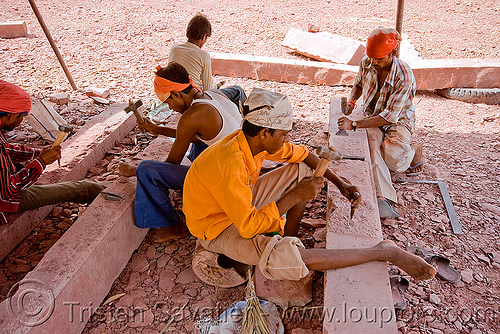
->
[240,269,271,334]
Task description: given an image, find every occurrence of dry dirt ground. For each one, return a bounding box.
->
[1,0,500,333]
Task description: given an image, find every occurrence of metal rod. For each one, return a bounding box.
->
[437,181,462,234]
[395,0,405,58]
[396,179,439,184]
[395,179,463,234]
[342,155,365,161]
[28,0,78,90]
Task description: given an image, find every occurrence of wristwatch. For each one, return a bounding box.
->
[351,121,357,131]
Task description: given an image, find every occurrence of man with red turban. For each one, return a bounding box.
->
[0,80,105,224]
[338,27,424,218]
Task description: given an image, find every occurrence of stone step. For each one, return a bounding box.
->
[322,98,397,333]
[0,137,173,333]
[0,103,136,262]
[211,52,500,90]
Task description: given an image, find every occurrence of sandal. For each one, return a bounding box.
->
[406,246,461,283]
[406,161,425,177]
[377,198,400,218]
[390,275,409,310]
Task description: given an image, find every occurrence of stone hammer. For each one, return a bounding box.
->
[52,124,73,166]
[52,124,73,147]
[335,97,349,136]
[124,99,144,124]
[313,145,343,177]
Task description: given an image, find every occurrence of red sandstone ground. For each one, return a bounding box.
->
[1,0,499,333]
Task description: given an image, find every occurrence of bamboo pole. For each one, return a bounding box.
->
[28,0,78,90]
[395,0,405,57]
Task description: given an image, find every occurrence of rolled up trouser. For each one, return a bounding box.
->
[19,179,105,212]
[199,225,309,281]
[367,125,414,203]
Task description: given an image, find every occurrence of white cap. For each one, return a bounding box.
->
[243,88,293,130]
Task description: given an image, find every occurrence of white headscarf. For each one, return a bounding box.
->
[242,88,293,130]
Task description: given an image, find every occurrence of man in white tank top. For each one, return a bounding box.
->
[124,62,244,242]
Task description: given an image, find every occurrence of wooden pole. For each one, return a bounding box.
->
[395,0,405,57]
[28,0,78,90]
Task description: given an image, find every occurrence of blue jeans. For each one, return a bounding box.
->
[219,86,247,107]
[134,160,190,228]
[188,142,208,162]
[134,142,207,228]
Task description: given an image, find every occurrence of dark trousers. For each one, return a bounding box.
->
[219,85,247,108]
[19,180,105,211]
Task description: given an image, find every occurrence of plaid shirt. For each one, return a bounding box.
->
[0,130,45,224]
[354,56,416,132]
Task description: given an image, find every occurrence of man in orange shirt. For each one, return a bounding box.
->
[183,88,436,282]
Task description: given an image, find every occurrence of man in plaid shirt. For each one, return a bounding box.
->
[0,80,104,224]
[338,27,424,218]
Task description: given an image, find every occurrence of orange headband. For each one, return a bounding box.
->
[154,65,199,102]
[366,28,401,59]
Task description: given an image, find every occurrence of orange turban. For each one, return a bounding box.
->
[366,27,401,59]
[153,65,200,102]
[0,80,31,114]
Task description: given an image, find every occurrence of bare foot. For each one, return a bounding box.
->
[150,222,189,243]
[375,240,437,281]
[118,162,137,177]
[406,143,424,175]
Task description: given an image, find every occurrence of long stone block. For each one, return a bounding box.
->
[0,103,136,262]
[281,28,365,66]
[0,21,28,38]
[0,137,173,333]
[211,52,358,86]
[41,103,136,183]
[0,178,145,333]
[410,58,500,90]
[211,52,500,89]
[323,98,396,334]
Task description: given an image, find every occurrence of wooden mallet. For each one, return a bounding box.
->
[313,145,343,177]
[52,124,73,147]
[52,124,73,166]
[124,99,144,124]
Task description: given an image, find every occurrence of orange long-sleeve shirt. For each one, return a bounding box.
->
[183,130,309,240]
